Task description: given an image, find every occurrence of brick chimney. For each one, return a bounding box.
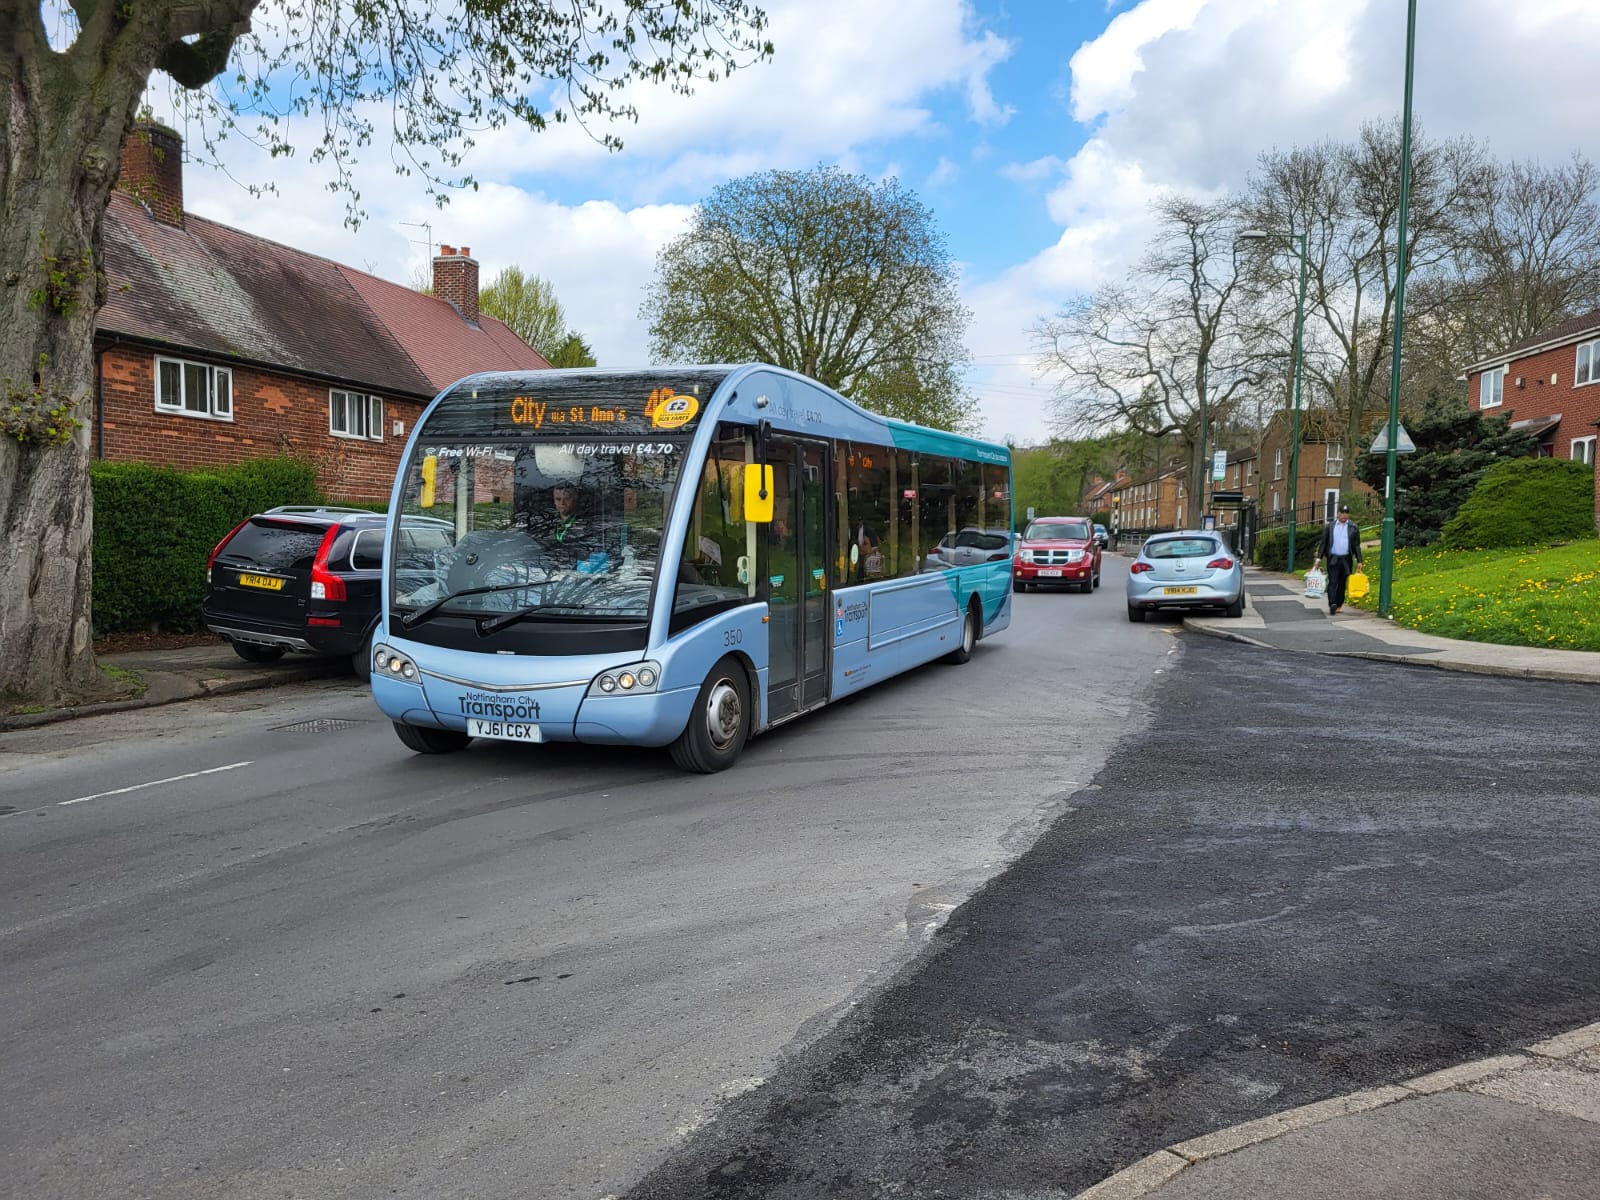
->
[432,244,480,324]
[116,121,184,228]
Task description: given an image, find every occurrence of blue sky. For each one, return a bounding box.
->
[158,0,1600,444]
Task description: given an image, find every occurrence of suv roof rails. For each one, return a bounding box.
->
[262,505,381,517]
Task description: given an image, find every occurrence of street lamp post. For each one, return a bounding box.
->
[1379,0,1419,618]
[1238,228,1311,571]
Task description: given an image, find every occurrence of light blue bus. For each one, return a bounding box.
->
[371,365,1012,771]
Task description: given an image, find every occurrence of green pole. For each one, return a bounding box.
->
[1197,352,1208,529]
[1287,228,1308,573]
[1379,0,1417,618]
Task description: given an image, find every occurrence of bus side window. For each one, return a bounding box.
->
[675,433,752,610]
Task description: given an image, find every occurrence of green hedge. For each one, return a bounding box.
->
[1440,458,1595,550]
[92,457,323,633]
[1254,522,1326,572]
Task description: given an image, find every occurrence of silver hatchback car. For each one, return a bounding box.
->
[1126,531,1245,621]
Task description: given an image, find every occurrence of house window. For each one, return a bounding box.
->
[155,356,232,420]
[1274,448,1284,480]
[1231,464,1240,486]
[1479,366,1506,408]
[1273,491,1281,514]
[1577,339,1600,386]
[1573,436,1597,466]
[1326,442,1344,474]
[331,390,383,441]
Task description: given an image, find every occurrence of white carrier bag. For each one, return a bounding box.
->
[1303,567,1326,599]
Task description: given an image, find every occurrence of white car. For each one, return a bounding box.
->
[1125,531,1245,621]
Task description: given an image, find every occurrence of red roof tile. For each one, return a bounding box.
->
[97,192,547,400]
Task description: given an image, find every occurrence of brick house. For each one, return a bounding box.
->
[1109,463,1183,535]
[1257,408,1377,526]
[1460,309,1600,527]
[94,122,550,502]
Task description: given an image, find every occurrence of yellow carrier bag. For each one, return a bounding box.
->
[1347,570,1370,600]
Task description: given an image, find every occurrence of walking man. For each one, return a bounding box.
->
[1312,504,1363,615]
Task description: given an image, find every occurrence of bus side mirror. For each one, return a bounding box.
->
[743,464,774,523]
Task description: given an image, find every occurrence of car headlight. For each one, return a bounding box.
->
[588,660,663,697]
[1020,549,1034,563]
[372,644,419,683]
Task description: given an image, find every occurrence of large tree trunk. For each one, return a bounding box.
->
[1,13,154,706]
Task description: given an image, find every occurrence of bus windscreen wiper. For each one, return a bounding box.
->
[475,602,635,634]
[400,582,545,628]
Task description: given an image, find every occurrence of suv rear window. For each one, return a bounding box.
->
[1146,537,1219,559]
[217,519,326,570]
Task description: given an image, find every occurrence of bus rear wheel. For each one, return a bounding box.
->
[671,657,750,773]
[945,605,979,664]
[393,721,473,754]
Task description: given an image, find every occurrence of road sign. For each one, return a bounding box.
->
[1211,450,1227,481]
[1026,506,1035,521]
[1368,422,1417,454]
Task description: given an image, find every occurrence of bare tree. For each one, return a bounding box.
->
[1246,120,1492,496]
[1409,154,1600,380]
[1034,195,1261,527]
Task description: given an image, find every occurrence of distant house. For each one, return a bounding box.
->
[1257,408,1376,526]
[1460,309,1600,528]
[94,122,550,502]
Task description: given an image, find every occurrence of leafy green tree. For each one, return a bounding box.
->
[545,333,598,369]
[850,360,977,434]
[480,267,567,354]
[641,166,971,430]
[1011,438,1122,525]
[0,0,769,707]
[1354,401,1537,546]
[1440,458,1596,549]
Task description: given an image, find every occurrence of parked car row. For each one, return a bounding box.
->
[1010,514,1246,622]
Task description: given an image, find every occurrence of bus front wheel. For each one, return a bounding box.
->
[393,721,473,754]
[671,657,750,773]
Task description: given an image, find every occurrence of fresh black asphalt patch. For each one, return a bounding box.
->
[626,637,1600,1199]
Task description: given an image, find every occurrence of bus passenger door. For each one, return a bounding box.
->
[765,439,831,722]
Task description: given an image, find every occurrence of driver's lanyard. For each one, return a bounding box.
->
[556,515,575,544]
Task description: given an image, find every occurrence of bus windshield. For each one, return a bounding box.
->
[391,438,687,622]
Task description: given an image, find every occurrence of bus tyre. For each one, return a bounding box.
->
[393,721,473,754]
[945,606,979,664]
[671,658,750,773]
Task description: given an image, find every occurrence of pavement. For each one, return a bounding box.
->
[7,586,1600,1199]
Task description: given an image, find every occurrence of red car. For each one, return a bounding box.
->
[1013,516,1103,593]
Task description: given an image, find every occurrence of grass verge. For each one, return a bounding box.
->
[1346,539,1600,651]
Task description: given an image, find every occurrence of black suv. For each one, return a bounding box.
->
[203,506,452,679]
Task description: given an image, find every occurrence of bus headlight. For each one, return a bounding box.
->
[373,645,420,683]
[589,661,663,697]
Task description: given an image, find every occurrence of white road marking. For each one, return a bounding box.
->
[58,761,253,807]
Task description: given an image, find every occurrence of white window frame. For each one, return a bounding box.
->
[1272,490,1281,514]
[1572,435,1597,466]
[154,355,233,421]
[1325,442,1344,475]
[1274,448,1284,480]
[330,389,384,441]
[1324,488,1341,522]
[1576,339,1600,387]
[1479,366,1506,408]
